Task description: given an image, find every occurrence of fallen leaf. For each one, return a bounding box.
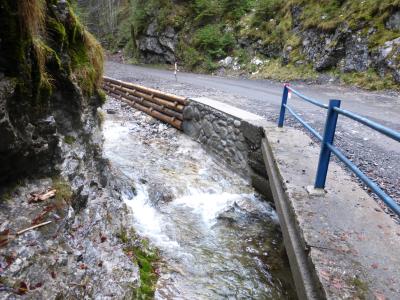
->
[0,229,11,247]
[31,205,56,225]
[333,282,343,289]
[29,282,43,290]
[5,252,17,267]
[100,234,107,243]
[374,292,386,300]
[319,270,330,281]
[16,282,28,295]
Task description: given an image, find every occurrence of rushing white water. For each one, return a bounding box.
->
[103,103,295,299]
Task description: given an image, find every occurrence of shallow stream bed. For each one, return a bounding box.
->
[102,98,296,299]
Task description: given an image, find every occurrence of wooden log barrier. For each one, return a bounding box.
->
[102,78,184,130]
[103,84,183,121]
[104,82,184,112]
[103,76,188,105]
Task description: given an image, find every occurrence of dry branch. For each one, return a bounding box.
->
[17,221,52,236]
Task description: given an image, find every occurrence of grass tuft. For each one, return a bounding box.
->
[17,0,46,38]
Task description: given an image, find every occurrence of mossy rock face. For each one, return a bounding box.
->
[117,227,160,299]
[0,1,104,185]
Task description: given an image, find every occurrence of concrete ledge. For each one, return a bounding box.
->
[263,125,400,299]
[262,136,321,299]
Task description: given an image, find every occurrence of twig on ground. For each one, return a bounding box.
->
[17,221,52,236]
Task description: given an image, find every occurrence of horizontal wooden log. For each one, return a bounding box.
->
[103,76,188,105]
[104,82,184,112]
[104,89,182,130]
[103,85,183,120]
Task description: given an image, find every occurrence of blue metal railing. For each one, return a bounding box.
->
[278,84,400,217]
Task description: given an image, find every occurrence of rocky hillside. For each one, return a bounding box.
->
[79,0,400,90]
[0,1,155,298]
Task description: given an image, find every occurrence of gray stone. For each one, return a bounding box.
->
[240,121,263,145]
[219,126,228,138]
[251,173,273,200]
[249,158,268,177]
[182,121,201,139]
[236,141,247,151]
[219,56,234,67]
[217,120,227,127]
[202,119,214,137]
[137,20,178,64]
[230,134,238,141]
[302,27,348,71]
[106,109,117,114]
[376,38,400,83]
[234,120,241,128]
[199,134,208,144]
[226,140,235,148]
[341,34,369,72]
[386,11,400,31]
[183,106,195,120]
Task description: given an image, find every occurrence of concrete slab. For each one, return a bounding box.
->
[191,97,264,121]
[263,124,400,299]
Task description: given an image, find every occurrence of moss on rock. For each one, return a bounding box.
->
[117,227,160,299]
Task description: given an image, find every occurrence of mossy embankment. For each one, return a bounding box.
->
[0,0,104,183]
[78,0,400,90]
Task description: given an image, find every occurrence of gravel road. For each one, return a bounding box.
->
[105,61,400,221]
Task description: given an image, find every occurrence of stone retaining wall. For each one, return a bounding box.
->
[182,97,271,199]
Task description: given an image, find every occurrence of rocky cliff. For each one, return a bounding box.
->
[79,0,400,90]
[0,0,104,183]
[0,1,150,298]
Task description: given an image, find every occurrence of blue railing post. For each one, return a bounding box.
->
[315,99,341,189]
[278,84,289,127]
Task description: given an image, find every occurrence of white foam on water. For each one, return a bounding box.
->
[173,190,251,227]
[123,186,180,250]
[103,121,130,142]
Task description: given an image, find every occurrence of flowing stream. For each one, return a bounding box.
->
[103,102,296,299]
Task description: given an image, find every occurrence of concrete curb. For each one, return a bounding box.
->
[262,136,321,299]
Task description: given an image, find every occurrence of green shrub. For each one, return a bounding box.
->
[181,46,202,69]
[193,0,223,22]
[221,0,253,20]
[193,25,235,59]
[252,0,282,25]
[340,69,398,91]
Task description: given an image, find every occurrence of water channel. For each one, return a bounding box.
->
[103,99,296,299]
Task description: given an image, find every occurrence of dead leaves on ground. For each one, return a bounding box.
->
[31,205,56,225]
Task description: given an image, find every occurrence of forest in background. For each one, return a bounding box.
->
[76,0,400,90]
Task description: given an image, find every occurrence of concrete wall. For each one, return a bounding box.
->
[182,97,271,199]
